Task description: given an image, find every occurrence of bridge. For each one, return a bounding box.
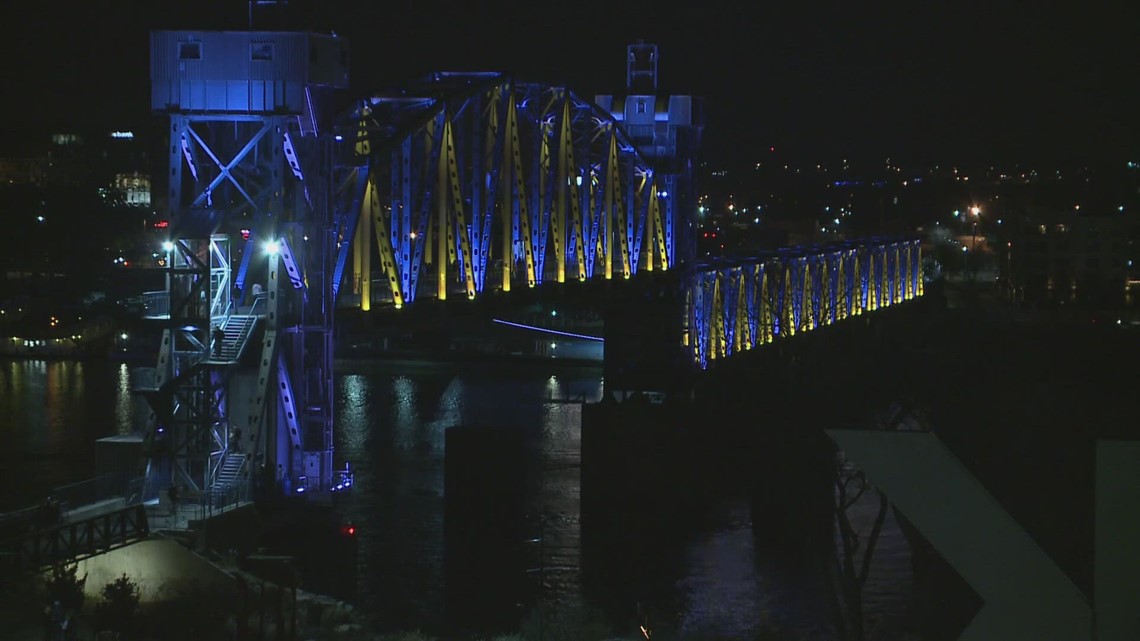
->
[125,31,923,512]
[0,473,149,576]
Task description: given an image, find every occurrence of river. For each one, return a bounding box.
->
[0,355,927,640]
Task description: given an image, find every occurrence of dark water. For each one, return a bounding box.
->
[0,359,144,506]
[0,355,921,640]
[4,306,1136,639]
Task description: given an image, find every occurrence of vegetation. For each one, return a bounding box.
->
[94,573,141,639]
[25,565,845,641]
[44,563,87,612]
[135,578,231,641]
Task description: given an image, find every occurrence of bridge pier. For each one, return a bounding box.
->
[580,399,700,625]
[443,426,538,637]
[581,296,935,629]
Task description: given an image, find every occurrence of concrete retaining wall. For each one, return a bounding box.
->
[69,537,234,602]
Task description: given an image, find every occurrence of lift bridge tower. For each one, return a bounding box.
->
[594,42,704,400]
[139,31,351,510]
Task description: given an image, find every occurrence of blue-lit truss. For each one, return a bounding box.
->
[330,75,675,308]
[686,237,923,369]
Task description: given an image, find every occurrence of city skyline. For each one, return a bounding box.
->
[0,1,1137,167]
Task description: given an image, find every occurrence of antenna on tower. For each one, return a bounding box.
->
[627,41,657,93]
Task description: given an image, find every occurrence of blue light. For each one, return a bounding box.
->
[334,135,344,142]
[492,318,604,342]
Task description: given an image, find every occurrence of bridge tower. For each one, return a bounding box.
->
[595,43,705,400]
[595,42,704,270]
[140,31,350,509]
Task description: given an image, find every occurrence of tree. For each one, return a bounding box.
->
[826,453,888,641]
[94,573,141,639]
[826,402,927,641]
[44,563,87,612]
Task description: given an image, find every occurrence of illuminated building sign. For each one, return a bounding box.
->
[110,131,134,139]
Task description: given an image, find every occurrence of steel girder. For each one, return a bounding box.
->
[686,237,924,369]
[147,109,338,500]
[330,76,674,309]
[140,237,232,501]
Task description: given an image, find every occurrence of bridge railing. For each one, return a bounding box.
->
[48,471,145,516]
[141,290,169,318]
[0,504,150,576]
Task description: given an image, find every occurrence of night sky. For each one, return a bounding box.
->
[1,0,1137,167]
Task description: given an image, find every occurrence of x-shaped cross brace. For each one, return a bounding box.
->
[189,122,272,211]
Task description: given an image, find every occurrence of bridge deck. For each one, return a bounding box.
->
[0,504,149,576]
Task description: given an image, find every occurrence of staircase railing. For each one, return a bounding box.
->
[230,299,264,361]
[140,291,170,318]
[48,471,145,515]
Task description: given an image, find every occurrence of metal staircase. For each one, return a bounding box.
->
[212,315,258,362]
[212,453,247,506]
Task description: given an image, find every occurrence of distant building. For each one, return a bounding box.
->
[42,130,151,194]
[1006,211,1140,308]
[44,133,91,187]
[113,172,152,206]
[0,157,45,185]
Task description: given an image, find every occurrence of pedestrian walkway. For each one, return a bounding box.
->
[145,497,254,531]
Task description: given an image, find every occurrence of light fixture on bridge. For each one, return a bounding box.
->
[263,239,281,256]
[162,241,175,252]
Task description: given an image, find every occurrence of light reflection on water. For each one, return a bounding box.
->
[0,359,139,509]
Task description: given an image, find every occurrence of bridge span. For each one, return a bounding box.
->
[132,30,921,510]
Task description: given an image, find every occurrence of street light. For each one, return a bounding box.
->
[970,206,981,249]
[969,206,981,281]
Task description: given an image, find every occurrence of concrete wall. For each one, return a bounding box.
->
[69,538,234,603]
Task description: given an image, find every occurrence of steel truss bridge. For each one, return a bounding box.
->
[331,74,691,309]
[140,32,921,504]
[687,238,923,369]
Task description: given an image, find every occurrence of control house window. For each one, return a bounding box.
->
[251,43,274,61]
[637,99,647,114]
[178,42,202,60]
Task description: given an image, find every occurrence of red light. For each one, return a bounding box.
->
[342,525,355,536]
[154,220,169,229]
[241,229,251,240]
